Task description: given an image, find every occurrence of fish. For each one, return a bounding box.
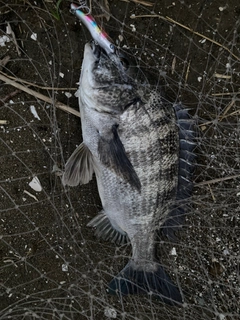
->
[64,6,195,306]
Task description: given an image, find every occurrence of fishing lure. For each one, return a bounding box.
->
[70,3,115,55]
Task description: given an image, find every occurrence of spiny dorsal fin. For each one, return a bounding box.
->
[62,142,95,186]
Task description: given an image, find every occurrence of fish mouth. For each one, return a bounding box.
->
[89,40,107,59]
[89,40,122,66]
[89,40,129,73]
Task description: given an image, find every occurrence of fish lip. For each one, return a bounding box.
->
[89,40,107,60]
[89,40,121,67]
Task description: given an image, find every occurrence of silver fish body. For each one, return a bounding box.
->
[63,42,195,305]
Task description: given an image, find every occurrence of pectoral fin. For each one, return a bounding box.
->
[62,142,94,186]
[98,124,141,191]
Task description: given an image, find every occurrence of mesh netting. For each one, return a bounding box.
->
[0,0,239,319]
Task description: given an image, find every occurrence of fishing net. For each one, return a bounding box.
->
[0,0,239,319]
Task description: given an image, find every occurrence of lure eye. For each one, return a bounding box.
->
[109,43,115,53]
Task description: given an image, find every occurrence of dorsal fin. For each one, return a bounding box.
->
[161,104,196,240]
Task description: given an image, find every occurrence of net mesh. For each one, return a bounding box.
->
[0,0,239,319]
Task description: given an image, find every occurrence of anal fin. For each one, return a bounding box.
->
[87,211,129,245]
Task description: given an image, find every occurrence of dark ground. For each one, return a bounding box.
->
[0,1,239,319]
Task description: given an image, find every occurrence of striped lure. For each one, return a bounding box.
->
[70,3,115,55]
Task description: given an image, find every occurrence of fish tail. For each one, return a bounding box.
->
[107,260,183,306]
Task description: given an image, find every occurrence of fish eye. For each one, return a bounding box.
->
[119,57,129,70]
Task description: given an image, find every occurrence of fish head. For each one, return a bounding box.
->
[79,41,141,114]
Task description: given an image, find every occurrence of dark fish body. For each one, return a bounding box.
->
[63,42,195,305]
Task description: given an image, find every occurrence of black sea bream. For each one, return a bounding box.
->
[62,41,195,305]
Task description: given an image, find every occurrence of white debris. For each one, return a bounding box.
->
[6,25,12,34]
[199,38,206,44]
[104,307,117,318]
[226,63,231,70]
[62,263,68,272]
[219,7,224,12]
[130,24,136,32]
[170,247,177,256]
[64,92,72,98]
[236,191,240,196]
[197,76,202,82]
[118,34,124,42]
[223,248,230,255]
[0,35,10,46]
[30,105,41,120]
[59,72,64,78]
[30,33,37,41]
[23,190,38,201]
[29,176,42,192]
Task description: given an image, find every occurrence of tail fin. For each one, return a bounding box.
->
[107,260,183,306]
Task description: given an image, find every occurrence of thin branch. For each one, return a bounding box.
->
[0,73,80,118]
[121,0,153,6]
[211,91,240,96]
[131,14,240,62]
[7,23,21,57]
[0,56,11,70]
[199,99,238,128]
[0,89,20,106]
[196,174,240,186]
[213,73,231,79]
[208,184,216,202]
[0,71,77,91]
[219,99,236,121]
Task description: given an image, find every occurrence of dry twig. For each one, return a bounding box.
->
[199,99,238,128]
[0,89,20,106]
[211,91,240,96]
[131,14,240,62]
[196,174,240,186]
[121,0,153,6]
[7,23,21,57]
[0,56,11,70]
[213,73,231,79]
[0,71,77,91]
[0,73,80,118]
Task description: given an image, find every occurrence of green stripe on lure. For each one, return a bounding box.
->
[70,3,115,55]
